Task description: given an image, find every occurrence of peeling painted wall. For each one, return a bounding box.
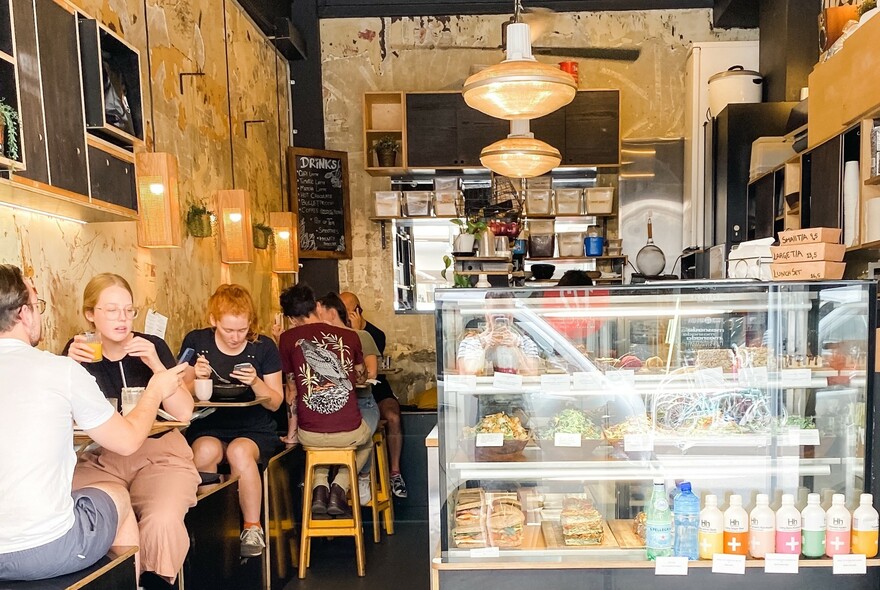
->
[0,0,291,353]
[320,9,756,403]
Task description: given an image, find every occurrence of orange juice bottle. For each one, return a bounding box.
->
[852,493,879,557]
[723,495,749,555]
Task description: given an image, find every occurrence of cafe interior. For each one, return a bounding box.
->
[2,0,880,589]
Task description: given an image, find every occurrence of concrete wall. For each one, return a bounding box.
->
[0,0,291,353]
[320,9,756,403]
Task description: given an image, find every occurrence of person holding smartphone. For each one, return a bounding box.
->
[61,273,199,586]
[179,284,283,558]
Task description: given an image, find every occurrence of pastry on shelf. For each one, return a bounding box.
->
[632,511,647,541]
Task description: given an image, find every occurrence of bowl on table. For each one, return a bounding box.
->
[210,383,251,401]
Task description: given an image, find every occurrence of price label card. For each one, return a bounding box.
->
[492,372,523,390]
[833,554,867,575]
[469,547,500,558]
[712,554,746,575]
[655,556,688,576]
[554,432,582,448]
[799,429,820,446]
[624,433,653,452]
[778,428,800,447]
[606,370,635,388]
[445,375,477,392]
[540,374,571,392]
[476,433,504,447]
[572,372,600,390]
[764,553,799,574]
[738,366,769,386]
[781,369,812,387]
[697,367,725,383]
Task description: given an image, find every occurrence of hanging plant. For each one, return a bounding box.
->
[0,99,21,162]
[253,222,273,249]
[186,202,214,238]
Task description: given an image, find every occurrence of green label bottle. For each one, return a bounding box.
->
[801,493,826,558]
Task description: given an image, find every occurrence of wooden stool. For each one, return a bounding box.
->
[299,446,365,578]
[367,424,395,542]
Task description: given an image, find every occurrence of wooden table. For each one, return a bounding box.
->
[73,421,189,453]
[194,397,269,408]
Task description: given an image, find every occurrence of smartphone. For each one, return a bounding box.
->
[233,362,254,372]
[177,347,195,365]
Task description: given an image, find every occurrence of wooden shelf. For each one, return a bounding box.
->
[525,212,616,219]
[457,270,525,277]
[866,175,880,186]
[366,128,403,134]
[365,166,407,176]
[454,256,511,261]
[0,49,13,64]
[0,175,137,222]
[528,255,627,262]
[0,154,23,170]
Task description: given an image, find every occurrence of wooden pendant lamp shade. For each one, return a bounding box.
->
[270,211,299,273]
[135,153,182,247]
[216,189,254,263]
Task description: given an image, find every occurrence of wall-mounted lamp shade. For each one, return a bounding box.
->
[216,189,254,263]
[270,211,299,273]
[480,136,561,178]
[462,23,577,120]
[135,153,182,247]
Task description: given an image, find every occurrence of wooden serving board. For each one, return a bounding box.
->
[609,519,644,548]
[540,520,618,549]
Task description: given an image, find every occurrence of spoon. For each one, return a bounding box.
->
[199,355,232,384]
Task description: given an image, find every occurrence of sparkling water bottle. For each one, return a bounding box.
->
[673,482,699,560]
[646,479,673,560]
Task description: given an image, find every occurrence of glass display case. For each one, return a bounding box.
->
[434,281,878,575]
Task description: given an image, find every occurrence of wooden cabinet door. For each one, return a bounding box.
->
[563,90,620,166]
[807,136,843,229]
[455,97,507,166]
[87,146,136,211]
[12,0,48,183]
[34,0,88,195]
[530,109,566,155]
[405,93,458,167]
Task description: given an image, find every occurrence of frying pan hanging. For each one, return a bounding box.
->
[636,216,666,277]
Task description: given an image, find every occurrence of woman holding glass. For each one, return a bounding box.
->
[63,273,199,585]
[180,284,283,558]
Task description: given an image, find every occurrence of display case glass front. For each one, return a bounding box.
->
[435,281,877,563]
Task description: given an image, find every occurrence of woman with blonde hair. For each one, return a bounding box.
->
[180,284,283,558]
[63,273,199,586]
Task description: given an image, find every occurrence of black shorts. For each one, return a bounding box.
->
[372,375,398,404]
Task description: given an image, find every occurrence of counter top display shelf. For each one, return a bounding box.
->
[431,280,878,589]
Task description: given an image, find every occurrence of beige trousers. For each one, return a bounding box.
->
[298,420,373,492]
[72,429,200,580]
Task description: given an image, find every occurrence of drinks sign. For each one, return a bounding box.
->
[288,147,351,259]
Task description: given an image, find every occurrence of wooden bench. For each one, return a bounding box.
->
[0,547,137,590]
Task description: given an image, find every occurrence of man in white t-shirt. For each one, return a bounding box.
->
[0,265,186,581]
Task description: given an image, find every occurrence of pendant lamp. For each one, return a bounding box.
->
[216,189,254,263]
[463,20,576,121]
[269,212,299,273]
[480,120,561,178]
[135,153,182,248]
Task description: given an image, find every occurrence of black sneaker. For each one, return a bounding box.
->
[391,473,408,498]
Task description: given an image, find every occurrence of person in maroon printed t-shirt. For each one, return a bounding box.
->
[278,284,370,517]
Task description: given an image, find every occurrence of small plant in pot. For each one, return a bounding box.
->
[450,216,487,255]
[0,99,21,162]
[374,135,400,168]
[252,222,273,250]
[186,202,214,238]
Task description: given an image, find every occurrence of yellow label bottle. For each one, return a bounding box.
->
[698,494,724,559]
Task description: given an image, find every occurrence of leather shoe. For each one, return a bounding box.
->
[311,485,330,515]
[327,483,351,517]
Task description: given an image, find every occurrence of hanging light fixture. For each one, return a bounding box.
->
[269,211,299,273]
[480,119,561,178]
[216,189,254,263]
[462,2,576,121]
[135,152,182,247]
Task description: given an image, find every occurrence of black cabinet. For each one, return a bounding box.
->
[530,108,565,155]
[34,0,88,195]
[11,0,47,181]
[748,171,776,240]
[562,90,620,166]
[455,100,508,165]
[87,145,136,211]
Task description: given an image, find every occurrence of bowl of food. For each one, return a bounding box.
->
[536,408,604,461]
[211,383,251,401]
[463,412,530,462]
[603,414,654,460]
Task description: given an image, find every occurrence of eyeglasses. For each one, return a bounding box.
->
[28,299,46,314]
[94,306,139,320]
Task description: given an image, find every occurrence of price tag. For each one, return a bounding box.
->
[572,372,600,389]
[833,554,867,575]
[711,554,746,575]
[654,556,688,576]
[764,553,799,574]
[778,428,800,446]
[606,370,635,388]
[554,432,582,447]
[476,433,504,447]
[540,374,571,392]
[445,374,476,392]
[469,547,500,558]
[799,429,820,446]
[492,372,523,389]
[738,366,769,386]
[624,433,653,452]
[781,368,812,387]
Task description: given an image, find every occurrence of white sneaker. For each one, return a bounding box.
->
[357,474,371,506]
[240,526,265,557]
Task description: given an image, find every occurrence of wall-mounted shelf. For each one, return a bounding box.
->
[363,92,406,174]
[0,174,137,222]
[528,255,627,262]
[866,175,880,186]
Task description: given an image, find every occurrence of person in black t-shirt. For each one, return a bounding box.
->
[63,273,199,585]
[340,292,408,499]
[180,284,283,559]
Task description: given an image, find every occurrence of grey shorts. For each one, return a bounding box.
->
[0,488,119,581]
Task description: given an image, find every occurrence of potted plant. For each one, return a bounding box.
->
[441,255,472,288]
[186,202,214,238]
[374,135,400,168]
[0,99,20,161]
[253,222,273,249]
[450,216,487,254]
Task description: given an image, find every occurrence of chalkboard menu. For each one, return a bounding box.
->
[287,147,351,259]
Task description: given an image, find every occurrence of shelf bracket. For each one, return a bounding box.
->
[244,120,267,138]
[379,220,387,249]
[179,72,205,94]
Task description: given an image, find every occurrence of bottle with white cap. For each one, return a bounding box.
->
[723,494,749,556]
[801,492,826,558]
[825,493,851,557]
[775,494,802,555]
[698,494,724,560]
[749,493,775,558]
[851,493,879,557]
